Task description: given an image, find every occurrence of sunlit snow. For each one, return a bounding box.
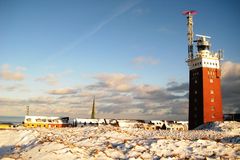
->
[0,121,239,159]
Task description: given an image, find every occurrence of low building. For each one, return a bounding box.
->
[0,123,15,129]
[23,116,69,128]
[224,114,240,122]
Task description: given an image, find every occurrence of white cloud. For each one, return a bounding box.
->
[0,97,26,106]
[0,83,28,92]
[222,61,240,79]
[36,74,59,86]
[221,61,240,113]
[0,64,26,81]
[48,88,78,95]
[0,78,188,120]
[95,73,138,92]
[2,61,239,119]
[126,108,144,114]
[135,84,159,93]
[1,71,189,119]
[0,71,189,120]
[36,71,73,86]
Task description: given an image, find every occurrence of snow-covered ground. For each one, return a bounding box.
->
[0,121,239,159]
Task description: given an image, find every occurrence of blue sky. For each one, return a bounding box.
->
[0,0,240,120]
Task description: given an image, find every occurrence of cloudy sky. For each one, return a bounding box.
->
[0,0,239,120]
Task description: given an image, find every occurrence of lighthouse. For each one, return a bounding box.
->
[183,11,223,130]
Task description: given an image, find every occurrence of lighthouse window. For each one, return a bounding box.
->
[26,118,32,122]
[194,72,198,76]
[210,79,213,83]
[195,80,197,84]
[210,89,214,94]
[211,106,215,111]
[211,98,215,102]
[36,118,41,122]
[194,98,197,103]
[195,90,197,94]
[194,106,197,111]
[212,114,215,118]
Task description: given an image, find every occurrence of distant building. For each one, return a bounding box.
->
[23,116,69,128]
[0,123,15,129]
[224,114,240,122]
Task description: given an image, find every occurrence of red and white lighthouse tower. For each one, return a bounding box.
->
[183,11,223,130]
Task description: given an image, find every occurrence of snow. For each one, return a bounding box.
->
[197,121,240,134]
[0,121,239,159]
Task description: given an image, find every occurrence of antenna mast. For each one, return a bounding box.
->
[182,10,197,60]
[26,106,29,115]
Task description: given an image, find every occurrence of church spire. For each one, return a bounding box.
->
[91,96,96,119]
